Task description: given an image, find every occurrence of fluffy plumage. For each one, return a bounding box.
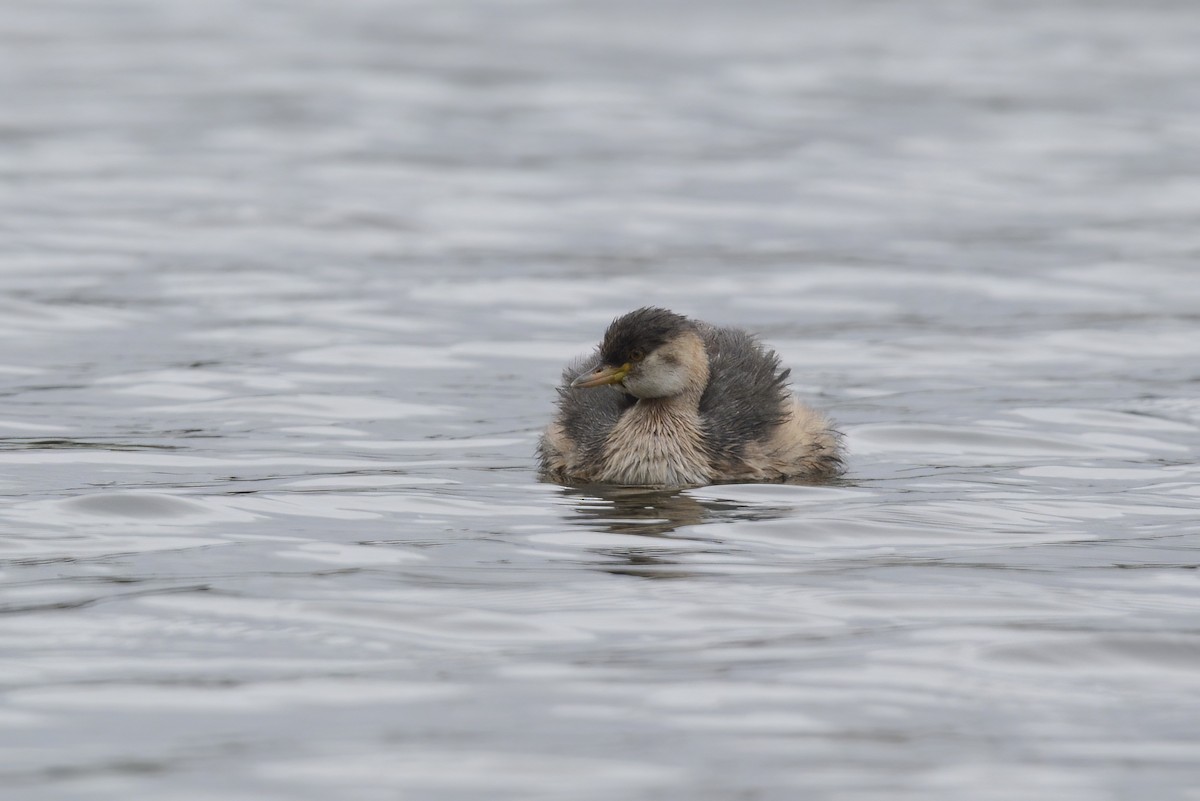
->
[538,308,844,487]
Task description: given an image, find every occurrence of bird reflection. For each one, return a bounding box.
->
[555,485,791,579]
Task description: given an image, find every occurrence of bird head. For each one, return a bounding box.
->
[571,308,706,399]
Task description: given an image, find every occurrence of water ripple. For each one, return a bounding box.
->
[3,1,1200,799]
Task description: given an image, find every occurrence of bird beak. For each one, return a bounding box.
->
[571,363,631,389]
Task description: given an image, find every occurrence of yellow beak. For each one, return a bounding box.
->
[571,363,631,389]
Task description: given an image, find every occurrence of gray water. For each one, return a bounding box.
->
[3,1,1200,799]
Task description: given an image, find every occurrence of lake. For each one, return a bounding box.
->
[2,1,1199,799]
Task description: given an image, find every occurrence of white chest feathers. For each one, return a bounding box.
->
[597,399,712,486]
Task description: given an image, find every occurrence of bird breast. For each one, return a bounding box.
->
[597,398,712,486]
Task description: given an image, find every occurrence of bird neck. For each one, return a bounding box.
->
[602,392,711,486]
[633,386,702,418]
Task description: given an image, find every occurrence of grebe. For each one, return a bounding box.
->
[538,307,843,487]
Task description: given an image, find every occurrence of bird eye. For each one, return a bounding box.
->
[630,349,645,362]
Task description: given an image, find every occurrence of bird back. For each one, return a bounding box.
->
[697,325,791,461]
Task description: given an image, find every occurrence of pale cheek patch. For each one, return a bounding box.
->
[624,351,691,399]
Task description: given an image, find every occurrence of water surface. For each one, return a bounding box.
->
[2,1,1200,799]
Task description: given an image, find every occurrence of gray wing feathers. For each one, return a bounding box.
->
[698,325,791,459]
[553,351,635,463]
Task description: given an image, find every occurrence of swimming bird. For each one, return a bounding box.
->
[538,307,843,487]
